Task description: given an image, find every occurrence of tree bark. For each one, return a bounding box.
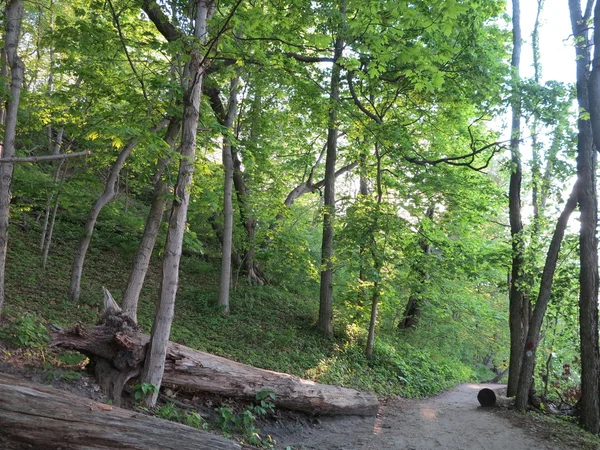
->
[217,76,240,315]
[318,25,345,337]
[0,0,24,313]
[507,0,529,398]
[575,0,600,433]
[52,321,379,416]
[69,118,170,302]
[0,373,244,450]
[514,183,578,410]
[122,118,181,322]
[140,0,213,408]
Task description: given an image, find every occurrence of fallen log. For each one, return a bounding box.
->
[51,313,379,416]
[0,372,245,450]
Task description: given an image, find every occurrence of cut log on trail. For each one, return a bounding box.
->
[51,312,379,416]
[0,372,246,450]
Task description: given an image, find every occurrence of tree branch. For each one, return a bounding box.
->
[108,0,149,103]
[141,0,182,42]
[403,141,507,172]
[283,52,335,63]
[347,71,381,124]
[0,151,91,164]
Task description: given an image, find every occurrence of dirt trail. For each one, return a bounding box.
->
[262,383,570,450]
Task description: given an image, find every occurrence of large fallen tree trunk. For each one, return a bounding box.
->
[51,312,379,416]
[0,372,246,450]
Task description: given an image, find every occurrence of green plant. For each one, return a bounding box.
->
[215,406,238,434]
[214,403,275,448]
[251,389,276,416]
[0,315,50,349]
[132,382,158,401]
[60,370,83,381]
[155,403,180,421]
[185,410,209,430]
[58,351,87,367]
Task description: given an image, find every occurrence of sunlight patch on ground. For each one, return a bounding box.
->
[420,408,438,421]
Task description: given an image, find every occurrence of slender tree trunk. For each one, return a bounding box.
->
[140,0,213,408]
[68,118,169,302]
[40,129,65,255]
[0,0,24,313]
[576,0,600,433]
[218,76,240,315]
[207,83,265,286]
[398,206,433,330]
[122,119,181,321]
[231,151,265,285]
[365,284,380,359]
[42,162,67,270]
[366,143,383,360]
[507,0,529,398]
[515,183,578,410]
[530,0,543,236]
[318,27,345,337]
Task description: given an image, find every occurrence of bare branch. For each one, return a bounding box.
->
[285,161,358,207]
[403,141,507,172]
[0,150,91,164]
[347,71,381,124]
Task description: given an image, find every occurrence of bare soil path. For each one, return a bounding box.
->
[262,384,572,450]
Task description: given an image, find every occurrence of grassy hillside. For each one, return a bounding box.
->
[0,198,487,398]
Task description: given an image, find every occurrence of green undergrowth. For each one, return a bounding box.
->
[2,207,483,399]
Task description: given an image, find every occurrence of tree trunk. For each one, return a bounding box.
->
[575,0,600,433]
[218,76,240,315]
[41,162,67,269]
[140,1,212,408]
[514,183,578,410]
[0,0,24,313]
[52,320,379,416]
[207,84,266,286]
[398,206,433,330]
[232,151,265,285]
[122,118,181,322]
[0,373,245,450]
[69,118,170,302]
[318,28,345,337]
[507,0,529,398]
[39,127,64,254]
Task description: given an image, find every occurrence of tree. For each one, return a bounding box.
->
[121,118,181,322]
[139,0,224,408]
[506,0,530,398]
[69,118,170,302]
[0,0,25,312]
[318,4,346,337]
[217,75,241,316]
[575,0,600,433]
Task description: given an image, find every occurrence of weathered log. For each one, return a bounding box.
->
[51,319,379,416]
[477,388,497,407]
[0,372,245,450]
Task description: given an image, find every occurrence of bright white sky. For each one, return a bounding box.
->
[517,0,575,84]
